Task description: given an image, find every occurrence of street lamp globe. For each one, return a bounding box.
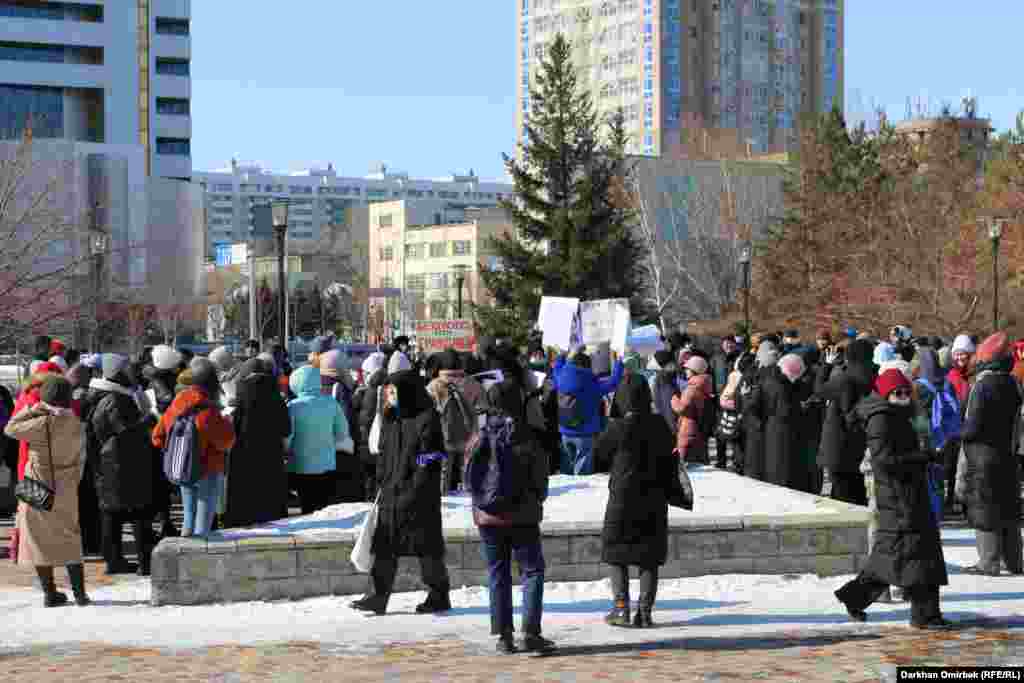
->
[271,200,289,231]
[739,246,752,265]
[989,222,1003,241]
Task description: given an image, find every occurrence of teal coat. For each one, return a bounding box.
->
[286,366,348,475]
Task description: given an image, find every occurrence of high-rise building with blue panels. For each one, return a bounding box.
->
[516,0,843,157]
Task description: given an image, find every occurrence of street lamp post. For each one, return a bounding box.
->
[89,204,108,352]
[738,245,752,339]
[272,200,289,346]
[978,218,1007,333]
[451,264,469,319]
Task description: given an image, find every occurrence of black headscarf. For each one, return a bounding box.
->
[384,369,433,419]
[614,373,653,418]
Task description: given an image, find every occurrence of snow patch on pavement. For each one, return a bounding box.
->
[0,528,1020,653]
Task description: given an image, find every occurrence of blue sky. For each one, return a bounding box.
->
[191,1,1023,180]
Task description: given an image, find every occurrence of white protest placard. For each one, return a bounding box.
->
[579,298,631,353]
[538,296,579,351]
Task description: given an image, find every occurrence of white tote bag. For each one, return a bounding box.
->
[368,388,383,455]
[351,493,381,573]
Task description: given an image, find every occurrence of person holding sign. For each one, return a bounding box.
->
[551,348,624,475]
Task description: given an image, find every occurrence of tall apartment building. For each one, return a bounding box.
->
[193,161,513,258]
[368,201,509,333]
[0,0,192,179]
[516,0,843,156]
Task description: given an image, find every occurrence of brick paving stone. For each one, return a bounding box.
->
[1,623,1024,682]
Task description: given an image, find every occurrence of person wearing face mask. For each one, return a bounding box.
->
[350,370,450,616]
[836,369,950,630]
[959,333,1024,576]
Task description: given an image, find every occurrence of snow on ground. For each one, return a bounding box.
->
[213,469,834,541]
[1,528,1021,652]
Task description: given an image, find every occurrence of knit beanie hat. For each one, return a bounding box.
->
[778,353,806,383]
[189,357,218,391]
[976,332,1010,364]
[48,355,68,372]
[319,349,350,378]
[102,353,130,381]
[362,352,387,377]
[952,334,976,355]
[40,375,73,408]
[880,359,912,381]
[873,342,896,367]
[208,346,235,373]
[684,355,709,375]
[875,368,911,398]
[387,351,412,375]
[49,339,66,357]
[151,344,182,371]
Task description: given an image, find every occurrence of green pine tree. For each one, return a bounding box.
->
[476,34,644,347]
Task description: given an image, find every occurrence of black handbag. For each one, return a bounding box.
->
[14,417,55,512]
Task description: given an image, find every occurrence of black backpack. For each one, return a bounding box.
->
[439,383,475,455]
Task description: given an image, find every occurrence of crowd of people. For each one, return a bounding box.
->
[3,323,1022,651]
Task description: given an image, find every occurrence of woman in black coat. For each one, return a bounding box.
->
[747,357,809,490]
[81,355,155,575]
[959,335,1023,576]
[596,374,692,628]
[815,339,876,505]
[350,369,451,616]
[739,343,779,480]
[835,369,950,630]
[223,359,292,528]
[355,354,388,501]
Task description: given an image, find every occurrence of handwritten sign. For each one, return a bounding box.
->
[579,299,630,353]
[538,296,580,351]
[414,319,475,353]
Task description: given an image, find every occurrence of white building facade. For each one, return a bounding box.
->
[193,161,513,257]
[0,0,192,180]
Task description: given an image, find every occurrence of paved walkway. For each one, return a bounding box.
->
[2,622,1024,682]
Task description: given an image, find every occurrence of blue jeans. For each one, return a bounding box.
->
[479,525,545,637]
[180,473,225,537]
[560,435,594,475]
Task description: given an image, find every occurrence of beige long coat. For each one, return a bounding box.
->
[6,405,85,567]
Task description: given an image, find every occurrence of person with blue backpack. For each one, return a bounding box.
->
[912,347,959,523]
[552,348,624,476]
[465,371,554,655]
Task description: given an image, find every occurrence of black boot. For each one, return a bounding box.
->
[35,566,68,608]
[633,595,654,628]
[66,564,91,606]
[350,594,389,615]
[415,591,452,614]
[604,596,631,627]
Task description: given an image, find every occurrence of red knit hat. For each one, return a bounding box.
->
[49,339,66,357]
[875,368,911,398]
[976,332,1010,364]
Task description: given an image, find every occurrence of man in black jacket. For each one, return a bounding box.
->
[815,339,876,505]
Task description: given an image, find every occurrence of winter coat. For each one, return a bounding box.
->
[152,387,236,479]
[815,340,877,473]
[947,365,971,406]
[224,367,291,527]
[856,394,948,588]
[143,367,178,420]
[960,362,1023,531]
[7,405,84,567]
[356,368,387,451]
[720,369,743,410]
[427,369,485,415]
[470,378,549,528]
[372,370,447,558]
[710,351,738,396]
[13,376,45,479]
[671,374,713,459]
[82,378,156,514]
[596,374,691,568]
[652,370,680,435]
[737,366,775,480]
[551,356,624,437]
[286,366,348,476]
[747,366,810,488]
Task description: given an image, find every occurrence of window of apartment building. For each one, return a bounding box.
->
[0,1,102,21]
[379,214,393,228]
[379,277,394,288]
[155,137,190,156]
[211,206,234,215]
[406,275,425,292]
[429,301,450,319]
[265,184,283,193]
[289,186,313,195]
[689,26,697,38]
[213,183,233,192]
[0,41,103,65]
[379,246,394,261]
[155,97,189,116]
[405,243,424,259]
[155,17,190,35]
[429,242,447,258]
[428,273,449,290]
[453,241,472,256]
[239,183,260,192]
[0,84,63,138]
[155,58,189,76]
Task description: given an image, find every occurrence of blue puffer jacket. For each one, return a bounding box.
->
[552,355,625,437]
[287,366,348,475]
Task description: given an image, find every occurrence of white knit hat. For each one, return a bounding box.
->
[952,334,975,355]
[387,351,412,375]
[208,345,235,372]
[362,352,387,376]
[152,344,182,371]
[684,355,709,375]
